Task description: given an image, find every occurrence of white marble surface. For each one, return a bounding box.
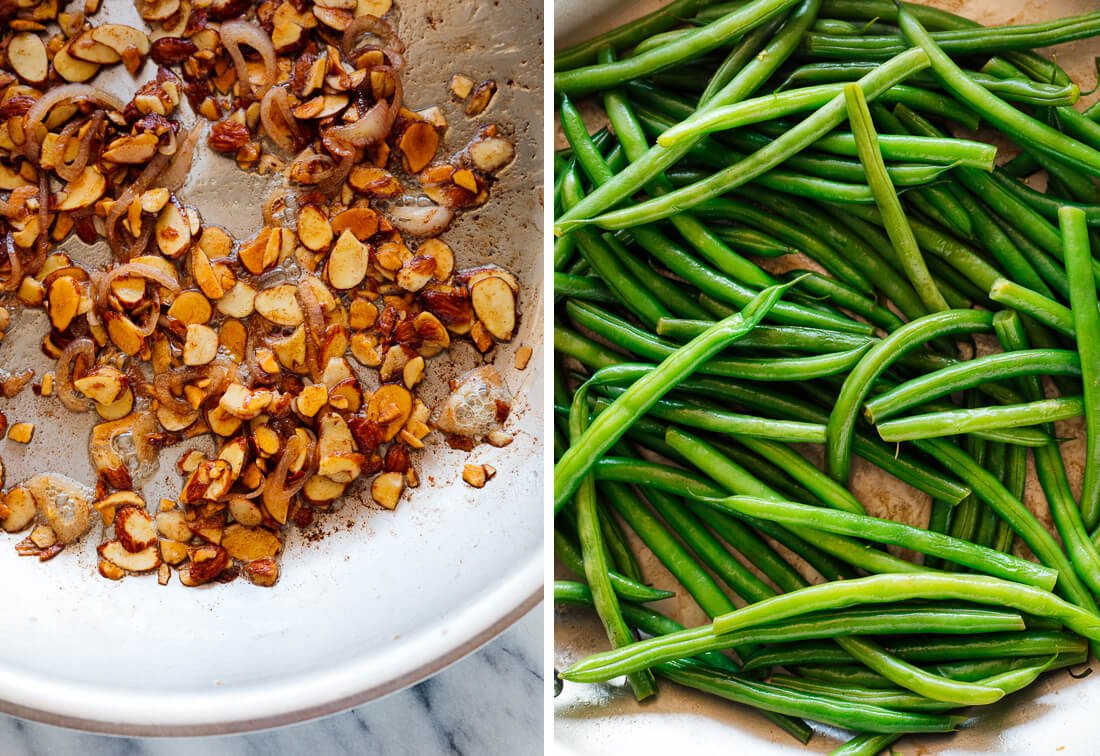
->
[0,607,542,756]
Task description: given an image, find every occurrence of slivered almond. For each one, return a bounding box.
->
[470,276,516,341]
[115,504,156,552]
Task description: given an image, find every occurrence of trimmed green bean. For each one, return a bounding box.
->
[989,279,1074,337]
[876,398,1076,444]
[555,528,675,603]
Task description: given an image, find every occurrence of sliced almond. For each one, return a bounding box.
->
[413,311,450,357]
[47,275,81,331]
[326,229,368,290]
[214,281,255,319]
[370,471,404,509]
[219,383,273,420]
[398,121,439,173]
[330,206,381,239]
[244,556,279,587]
[1,486,37,533]
[317,410,362,483]
[73,365,126,405]
[102,132,159,164]
[255,284,303,326]
[168,290,212,324]
[156,201,191,258]
[8,32,49,85]
[156,509,193,541]
[90,24,151,58]
[297,205,333,251]
[418,238,454,281]
[222,524,281,562]
[366,384,412,442]
[470,275,516,341]
[296,383,328,418]
[53,43,101,83]
[183,323,219,365]
[469,137,516,173]
[115,504,157,553]
[58,166,106,211]
[100,540,161,573]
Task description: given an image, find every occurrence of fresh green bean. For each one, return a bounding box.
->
[846,83,948,312]
[865,350,1079,423]
[989,279,1074,337]
[556,281,793,511]
[555,528,675,603]
[810,9,1100,59]
[898,8,1100,179]
[830,733,903,756]
[827,310,994,483]
[718,495,1057,588]
[657,320,873,353]
[561,605,1027,683]
[554,0,712,69]
[1061,207,1100,530]
[555,0,801,96]
[553,273,616,304]
[561,48,930,233]
[661,662,965,733]
[737,437,865,515]
[876,398,1075,444]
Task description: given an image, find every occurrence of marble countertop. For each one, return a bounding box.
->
[0,606,542,756]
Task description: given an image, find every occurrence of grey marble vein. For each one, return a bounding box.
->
[0,607,542,756]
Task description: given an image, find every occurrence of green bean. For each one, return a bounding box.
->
[553,273,615,303]
[604,482,735,619]
[553,580,737,675]
[561,333,972,505]
[594,456,728,501]
[711,227,796,257]
[571,390,656,700]
[568,300,872,380]
[667,430,928,578]
[934,652,1087,683]
[838,203,1003,295]
[555,528,675,603]
[557,0,821,233]
[602,236,711,320]
[782,62,1080,106]
[699,13,784,106]
[865,350,1079,423]
[645,490,776,605]
[659,662,965,733]
[991,213,1072,302]
[657,320,873,353]
[898,9,1100,179]
[847,83,948,312]
[629,28,696,56]
[749,633,1081,671]
[659,81,979,145]
[555,281,793,511]
[827,310,994,483]
[554,0,713,69]
[624,393,828,443]
[809,9,1100,59]
[561,605,1027,683]
[877,398,1075,444]
[1061,207,1100,530]
[988,168,1100,226]
[555,0,801,96]
[783,271,906,333]
[913,437,1098,615]
[989,279,1074,337]
[717,496,1057,589]
[709,573,1100,639]
[561,48,930,233]
[737,437,865,515]
[830,733,903,756]
[834,636,1004,705]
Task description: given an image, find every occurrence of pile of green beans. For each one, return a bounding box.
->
[555,0,1100,752]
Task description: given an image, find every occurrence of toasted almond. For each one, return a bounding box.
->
[183,323,219,365]
[222,524,281,562]
[462,463,488,488]
[168,290,212,324]
[1,487,36,533]
[514,344,533,370]
[100,540,161,573]
[302,473,345,505]
[115,504,156,553]
[98,557,125,580]
[297,205,333,251]
[219,383,273,420]
[47,275,81,331]
[155,201,191,258]
[104,313,144,355]
[271,325,307,372]
[450,74,474,100]
[58,166,106,211]
[228,496,264,527]
[366,384,412,442]
[156,509,193,541]
[317,410,361,483]
[219,318,247,362]
[350,331,381,367]
[8,33,49,85]
[73,365,126,405]
[348,297,378,330]
[413,311,451,357]
[402,355,425,389]
[296,383,328,418]
[238,227,280,275]
[70,31,121,64]
[93,490,142,526]
[8,422,34,443]
[469,136,516,173]
[470,275,516,341]
[254,284,303,326]
[370,471,404,509]
[330,206,381,239]
[90,24,151,57]
[398,121,439,173]
[103,132,159,164]
[326,229,369,290]
[53,43,101,83]
[465,79,497,116]
[348,166,401,198]
[244,556,279,587]
[417,238,454,281]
